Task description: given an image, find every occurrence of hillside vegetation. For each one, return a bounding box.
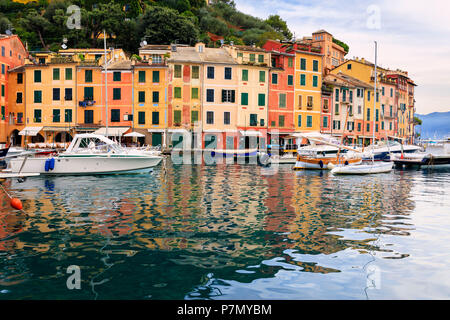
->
[0,0,294,54]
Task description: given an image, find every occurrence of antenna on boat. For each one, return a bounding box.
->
[104,29,108,137]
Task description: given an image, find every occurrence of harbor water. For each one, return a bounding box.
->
[0,159,449,299]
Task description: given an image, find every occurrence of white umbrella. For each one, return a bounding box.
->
[124,132,145,137]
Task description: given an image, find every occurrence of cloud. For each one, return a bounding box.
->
[234,0,450,114]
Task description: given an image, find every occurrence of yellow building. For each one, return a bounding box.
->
[294,48,323,132]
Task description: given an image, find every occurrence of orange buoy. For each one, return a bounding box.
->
[10,198,23,210]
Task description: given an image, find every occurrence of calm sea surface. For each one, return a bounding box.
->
[0,159,449,299]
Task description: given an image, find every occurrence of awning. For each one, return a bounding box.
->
[147,129,165,133]
[42,126,70,132]
[19,126,43,136]
[203,129,238,133]
[239,130,263,137]
[124,132,145,138]
[94,127,129,136]
[168,129,189,133]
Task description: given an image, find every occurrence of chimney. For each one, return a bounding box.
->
[171,44,177,52]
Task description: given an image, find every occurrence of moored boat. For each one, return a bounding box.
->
[330,161,393,175]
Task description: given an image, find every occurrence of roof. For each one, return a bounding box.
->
[168,46,202,63]
[334,72,372,88]
[312,29,332,35]
[139,44,170,51]
[323,72,372,89]
[168,46,236,64]
[107,60,132,70]
[233,45,267,53]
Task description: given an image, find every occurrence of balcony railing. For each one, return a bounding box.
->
[50,56,74,64]
[79,99,96,107]
[78,60,99,67]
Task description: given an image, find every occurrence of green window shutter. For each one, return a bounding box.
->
[152,91,159,103]
[250,54,255,62]
[300,58,306,70]
[298,115,302,127]
[288,57,293,68]
[64,109,72,123]
[34,90,42,103]
[1,85,4,97]
[174,110,181,123]
[85,70,92,82]
[53,68,60,80]
[279,94,286,108]
[272,73,278,84]
[152,112,159,125]
[279,115,285,127]
[376,109,379,121]
[367,108,371,121]
[335,103,339,114]
[138,91,145,103]
[139,71,146,83]
[34,109,42,123]
[152,71,159,83]
[65,68,72,80]
[259,71,265,82]
[84,87,94,100]
[191,110,198,123]
[1,106,4,120]
[174,87,181,99]
[241,92,248,105]
[138,111,145,124]
[323,116,328,128]
[111,109,120,122]
[258,54,264,63]
[242,69,248,81]
[174,65,181,78]
[313,75,318,87]
[287,75,293,86]
[307,115,312,127]
[113,88,121,100]
[113,72,121,81]
[250,114,257,126]
[192,66,199,79]
[300,74,306,86]
[313,60,319,72]
[34,70,41,83]
[258,93,265,106]
[191,87,199,99]
[53,109,60,122]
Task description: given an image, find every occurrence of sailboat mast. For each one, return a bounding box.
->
[104,29,108,137]
[373,41,377,149]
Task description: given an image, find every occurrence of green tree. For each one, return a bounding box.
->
[265,14,292,40]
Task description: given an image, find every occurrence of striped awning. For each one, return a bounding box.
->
[19,126,43,136]
[94,127,129,136]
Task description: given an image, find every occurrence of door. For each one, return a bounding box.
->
[152,133,162,147]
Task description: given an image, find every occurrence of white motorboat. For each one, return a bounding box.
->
[330,161,393,175]
[7,134,162,175]
[392,138,450,168]
[269,153,297,164]
[359,141,421,161]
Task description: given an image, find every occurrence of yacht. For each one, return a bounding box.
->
[392,138,450,168]
[7,134,162,175]
[359,141,421,161]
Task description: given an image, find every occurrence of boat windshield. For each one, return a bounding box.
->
[68,136,125,154]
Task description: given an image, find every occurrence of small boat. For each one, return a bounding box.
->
[392,139,450,168]
[360,141,421,161]
[7,134,163,175]
[330,161,393,175]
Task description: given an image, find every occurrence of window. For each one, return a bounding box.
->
[65,68,72,80]
[287,75,293,86]
[174,65,182,78]
[307,96,313,108]
[16,112,23,124]
[382,87,385,96]
[298,95,302,107]
[241,92,248,105]
[272,73,278,84]
[138,111,145,125]
[53,109,60,122]
[358,105,362,114]
[84,87,94,100]
[381,121,384,130]
[367,90,371,101]
[34,109,42,123]
[34,70,41,83]
[279,93,286,108]
[85,70,92,82]
[313,60,319,72]
[191,88,199,99]
[53,88,60,101]
[258,93,265,106]
[288,57,293,68]
[367,123,370,132]
[0,85,3,97]
[191,110,199,124]
[138,91,145,103]
[349,91,353,103]
[206,111,214,124]
[259,71,265,82]
[221,90,235,103]
[65,109,72,123]
[347,63,352,70]
[152,112,159,125]
[152,71,160,83]
[111,109,120,122]
[312,75,318,87]
[224,67,232,80]
[34,90,42,103]
[390,105,393,117]
[206,89,214,102]
[376,109,379,121]
[249,54,255,62]
[250,114,258,126]
[258,54,264,63]
[84,110,93,124]
[306,115,313,128]
[335,88,339,101]
[16,92,23,103]
[376,124,379,132]
[323,116,328,128]
[192,66,199,79]
[173,110,181,124]
[1,46,3,57]
[298,115,302,127]
[390,88,393,97]
[279,115,285,127]
[138,71,145,83]
[1,64,4,75]
[390,122,392,130]
[113,72,121,81]
[376,92,379,102]
[113,88,121,100]
[207,66,214,79]
[174,87,181,99]
[53,68,60,80]
[242,69,248,81]
[335,103,339,114]
[300,58,306,70]
[17,73,23,84]
[323,99,329,110]
[152,91,159,103]
[237,52,243,58]
[367,108,371,121]
[358,123,361,132]
[224,112,230,125]
[300,74,306,86]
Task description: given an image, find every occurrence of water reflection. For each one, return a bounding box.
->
[0,163,449,299]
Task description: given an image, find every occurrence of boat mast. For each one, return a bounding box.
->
[104,29,108,137]
[373,41,377,163]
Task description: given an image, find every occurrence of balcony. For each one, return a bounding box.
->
[50,56,74,64]
[79,99,96,107]
[78,60,99,67]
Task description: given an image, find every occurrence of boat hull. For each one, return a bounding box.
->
[331,162,393,175]
[8,155,162,175]
[293,156,362,170]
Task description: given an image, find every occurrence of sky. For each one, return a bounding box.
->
[234,0,450,115]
